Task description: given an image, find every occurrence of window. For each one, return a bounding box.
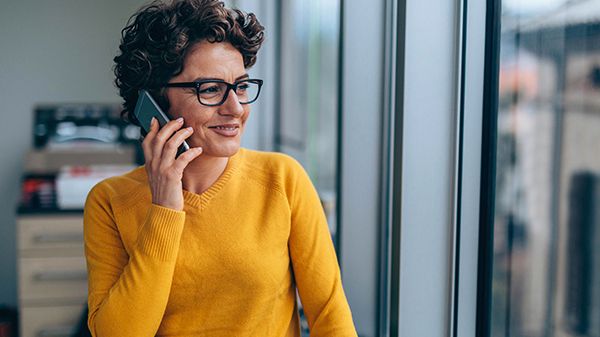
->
[490,1,600,336]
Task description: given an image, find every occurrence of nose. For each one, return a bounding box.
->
[219,89,244,117]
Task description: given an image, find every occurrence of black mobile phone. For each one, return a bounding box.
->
[133,89,190,157]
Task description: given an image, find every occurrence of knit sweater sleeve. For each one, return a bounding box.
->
[286,159,358,337]
[83,182,185,337]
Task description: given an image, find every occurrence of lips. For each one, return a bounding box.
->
[208,124,239,130]
[208,123,240,137]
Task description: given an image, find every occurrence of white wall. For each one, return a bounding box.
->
[0,0,149,306]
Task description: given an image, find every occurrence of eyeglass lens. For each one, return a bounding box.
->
[197,80,260,105]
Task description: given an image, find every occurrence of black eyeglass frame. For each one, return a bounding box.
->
[162,78,264,107]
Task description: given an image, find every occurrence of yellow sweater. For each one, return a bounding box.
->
[83,148,357,337]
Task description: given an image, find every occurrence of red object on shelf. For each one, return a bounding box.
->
[18,174,57,211]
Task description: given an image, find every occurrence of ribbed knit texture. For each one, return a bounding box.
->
[83,148,357,337]
[137,205,186,261]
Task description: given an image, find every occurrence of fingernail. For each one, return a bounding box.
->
[176,117,184,123]
[186,127,193,133]
[151,117,156,125]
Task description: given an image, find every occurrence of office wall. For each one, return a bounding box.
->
[0,0,151,307]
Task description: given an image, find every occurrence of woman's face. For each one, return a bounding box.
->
[165,40,250,158]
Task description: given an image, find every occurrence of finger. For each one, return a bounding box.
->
[141,117,158,162]
[154,117,185,145]
[152,117,185,161]
[173,147,204,172]
[161,126,194,163]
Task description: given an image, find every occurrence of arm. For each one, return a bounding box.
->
[84,187,185,337]
[84,117,202,336]
[287,161,358,337]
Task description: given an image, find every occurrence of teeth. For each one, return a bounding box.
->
[215,126,236,130]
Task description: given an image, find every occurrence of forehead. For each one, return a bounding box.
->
[180,40,246,80]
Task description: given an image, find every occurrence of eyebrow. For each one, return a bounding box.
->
[192,74,250,82]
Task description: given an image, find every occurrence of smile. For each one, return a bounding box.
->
[208,124,240,137]
[212,126,237,130]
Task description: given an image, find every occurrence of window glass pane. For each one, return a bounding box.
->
[278,1,341,335]
[279,0,340,239]
[492,1,600,336]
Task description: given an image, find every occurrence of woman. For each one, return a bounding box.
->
[83,0,357,336]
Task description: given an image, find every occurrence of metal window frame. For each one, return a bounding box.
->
[379,0,489,336]
[338,0,387,334]
[475,0,501,336]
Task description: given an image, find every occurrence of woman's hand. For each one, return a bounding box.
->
[141,117,203,211]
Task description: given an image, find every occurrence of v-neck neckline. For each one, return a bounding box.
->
[182,148,244,211]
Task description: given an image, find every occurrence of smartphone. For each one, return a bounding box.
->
[133,89,190,157]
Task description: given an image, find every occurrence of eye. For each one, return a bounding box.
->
[236,82,250,92]
[199,85,222,95]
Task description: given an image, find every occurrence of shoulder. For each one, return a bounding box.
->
[238,148,312,196]
[240,148,304,174]
[85,166,149,209]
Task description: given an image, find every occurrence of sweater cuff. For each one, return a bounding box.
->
[137,204,186,261]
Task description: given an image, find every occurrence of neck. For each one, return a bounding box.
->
[182,154,230,194]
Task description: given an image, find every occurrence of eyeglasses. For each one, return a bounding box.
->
[162,78,263,107]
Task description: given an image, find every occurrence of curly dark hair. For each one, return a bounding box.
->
[114,0,265,125]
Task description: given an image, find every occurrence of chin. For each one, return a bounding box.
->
[206,143,240,158]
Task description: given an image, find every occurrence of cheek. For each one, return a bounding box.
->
[241,108,251,125]
[167,99,190,120]
[182,108,214,129]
